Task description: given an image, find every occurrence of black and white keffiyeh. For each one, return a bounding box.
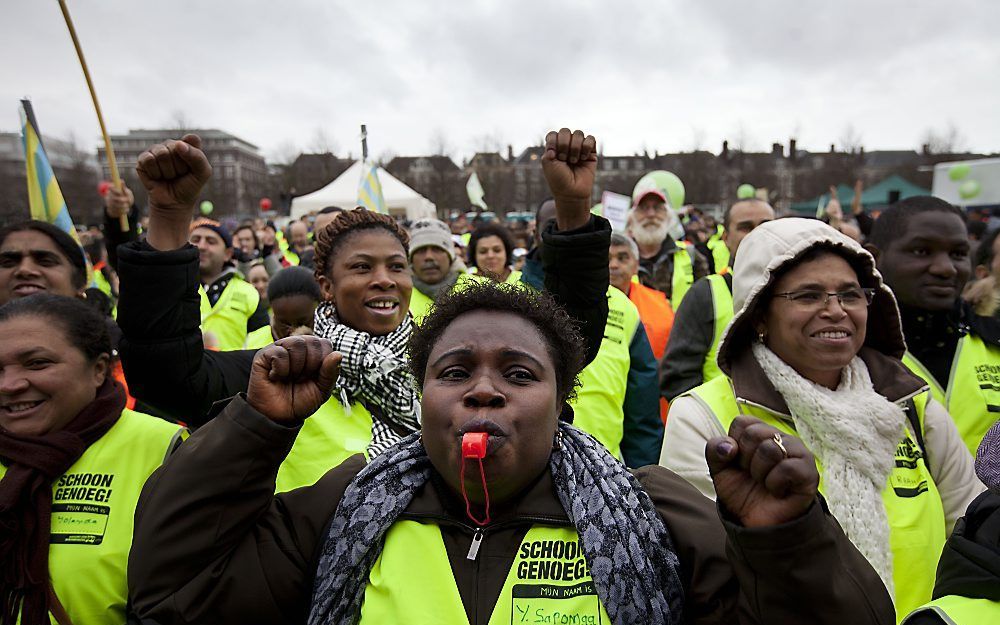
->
[312,302,421,458]
[306,422,685,625]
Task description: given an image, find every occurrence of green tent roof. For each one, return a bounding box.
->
[789,174,930,215]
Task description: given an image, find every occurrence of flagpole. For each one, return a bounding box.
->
[57,0,129,232]
[360,124,368,162]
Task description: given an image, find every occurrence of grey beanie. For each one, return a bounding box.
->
[408,218,455,261]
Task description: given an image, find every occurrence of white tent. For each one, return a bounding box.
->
[290,161,436,220]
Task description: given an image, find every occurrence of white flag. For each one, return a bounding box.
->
[467,172,487,209]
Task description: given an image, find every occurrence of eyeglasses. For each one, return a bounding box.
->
[772,288,876,310]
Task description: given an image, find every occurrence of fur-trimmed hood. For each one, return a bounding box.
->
[717,218,908,377]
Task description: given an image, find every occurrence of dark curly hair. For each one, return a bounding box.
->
[408,280,586,406]
[312,208,410,281]
[467,222,514,270]
[0,293,111,362]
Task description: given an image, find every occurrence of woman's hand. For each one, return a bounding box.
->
[707,416,819,527]
[541,128,597,231]
[246,336,342,423]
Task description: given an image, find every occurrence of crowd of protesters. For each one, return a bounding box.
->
[1,127,999,625]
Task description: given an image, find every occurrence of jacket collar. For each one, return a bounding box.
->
[730,345,928,416]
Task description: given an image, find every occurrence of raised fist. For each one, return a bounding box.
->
[246,336,342,423]
[707,416,819,528]
[541,128,598,230]
[136,134,212,215]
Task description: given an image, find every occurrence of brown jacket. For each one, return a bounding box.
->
[129,395,894,625]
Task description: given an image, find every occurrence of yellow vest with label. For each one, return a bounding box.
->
[903,595,1000,624]
[701,274,734,384]
[275,395,374,492]
[902,333,1000,455]
[670,246,695,309]
[570,286,639,460]
[199,276,260,352]
[359,521,610,625]
[0,410,185,625]
[687,375,946,622]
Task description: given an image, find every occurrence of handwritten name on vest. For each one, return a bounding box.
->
[517,539,590,582]
[55,472,114,503]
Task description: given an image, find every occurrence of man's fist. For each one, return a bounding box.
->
[707,416,819,528]
[247,336,342,423]
[104,183,134,219]
[541,128,597,230]
[136,134,212,214]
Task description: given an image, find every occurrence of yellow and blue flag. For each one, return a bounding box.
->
[19,99,92,282]
[357,161,387,214]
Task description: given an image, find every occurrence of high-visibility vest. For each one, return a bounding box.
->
[0,410,185,625]
[670,245,694,309]
[902,333,1000,455]
[409,287,435,324]
[686,375,946,621]
[243,324,273,350]
[903,595,1000,624]
[199,276,260,352]
[628,281,673,361]
[706,228,730,275]
[359,521,611,625]
[571,286,640,460]
[276,395,373,492]
[702,274,734,384]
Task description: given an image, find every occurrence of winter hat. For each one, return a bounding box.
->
[408,218,454,261]
[190,218,232,248]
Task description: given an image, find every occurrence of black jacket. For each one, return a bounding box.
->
[905,491,1000,624]
[117,216,612,426]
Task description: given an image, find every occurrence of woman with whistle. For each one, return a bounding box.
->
[129,130,895,625]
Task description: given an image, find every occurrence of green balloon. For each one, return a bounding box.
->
[632,170,685,209]
[737,183,756,199]
[199,200,214,215]
[949,163,971,181]
[958,179,981,200]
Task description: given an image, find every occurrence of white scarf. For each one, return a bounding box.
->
[752,342,905,599]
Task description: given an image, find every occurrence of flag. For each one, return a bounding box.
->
[357,161,387,214]
[466,172,487,209]
[19,99,92,282]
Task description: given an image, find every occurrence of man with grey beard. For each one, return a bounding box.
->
[628,187,709,308]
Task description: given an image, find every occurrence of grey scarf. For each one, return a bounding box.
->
[312,302,420,458]
[307,422,684,625]
[412,267,462,301]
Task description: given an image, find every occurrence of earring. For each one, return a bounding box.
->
[757,330,767,343]
[553,430,564,452]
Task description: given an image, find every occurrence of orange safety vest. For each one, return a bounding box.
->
[627,281,674,422]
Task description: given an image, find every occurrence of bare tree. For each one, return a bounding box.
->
[268,140,301,166]
[471,130,505,154]
[921,123,966,154]
[169,109,192,133]
[428,128,453,156]
[730,121,755,152]
[308,127,338,154]
[839,124,863,153]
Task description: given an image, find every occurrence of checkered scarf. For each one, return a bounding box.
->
[312,302,420,458]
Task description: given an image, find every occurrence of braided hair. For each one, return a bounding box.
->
[312,208,410,281]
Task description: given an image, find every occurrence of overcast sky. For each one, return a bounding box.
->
[2,0,998,164]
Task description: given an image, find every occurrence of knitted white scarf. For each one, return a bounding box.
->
[752,342,905,599]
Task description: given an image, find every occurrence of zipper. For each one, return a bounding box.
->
[401,511,570,562]
[467,528,483,560]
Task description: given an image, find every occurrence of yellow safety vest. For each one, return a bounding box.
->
[706,229,730,275]
[686,375,946,621]
[702,274,734,384]
[902,334,1000,455]
[409,287,435,324]
[571,286,639,460]
[276,395,373,492]
[198,276,260,352]
[670,245,694,309]
[0,410,185,625]
[359,521,610,625]
[243,324,274,350]
[903,595,1000,624]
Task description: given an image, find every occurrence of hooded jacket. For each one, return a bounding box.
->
[662,218,982,533]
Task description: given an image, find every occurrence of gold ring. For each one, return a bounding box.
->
[772,432,788,459]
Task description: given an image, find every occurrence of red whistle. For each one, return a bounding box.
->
[462,432,489,459]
